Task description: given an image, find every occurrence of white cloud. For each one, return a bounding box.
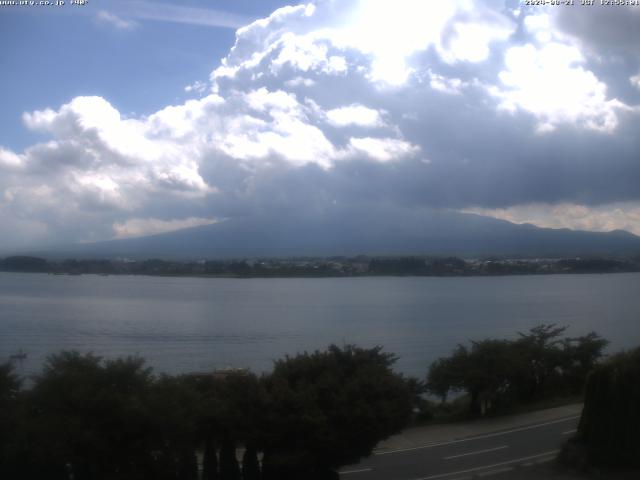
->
[332,0,514,83]
[285,76,316,88]
[244,87,301,114]
[184,80,207,94]
[523,12,554,44]
[147,94,224,139]
[440,13,513,63]
[271,33,348,75]
[428,71,466,95]
[492,42,627,132]
[464,203,640,236]
[23,96,123,139]
[0,147,24,171]
[113,217,219,239]
[326,105,385,128]
[211,0,515,88]
[347,137,419,163]
[96,11,138,30]
[217,110,336,169]
[631,73,640,90]
[210,4,318,84]
[19,95,215,208]
[487,9,635,133]
[2,0,639,249]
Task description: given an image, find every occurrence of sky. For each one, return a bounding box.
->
[0,0,639,250]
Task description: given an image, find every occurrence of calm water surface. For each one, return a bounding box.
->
[1,272,639,378]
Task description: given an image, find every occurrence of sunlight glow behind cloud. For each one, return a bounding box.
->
[465,203,640,236]
[0,0,639,248]
[113,217,219,239]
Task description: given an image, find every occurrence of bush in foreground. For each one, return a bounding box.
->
[576,347,640,467]
[0,345,413,480]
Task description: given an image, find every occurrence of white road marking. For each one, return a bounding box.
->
[375,415,580,455]
[562,429,577,435]
[444,445,508,460]
[477,466,513,477]
[340,468,373,475]
[410,450,560,480]
[535,456,556,465]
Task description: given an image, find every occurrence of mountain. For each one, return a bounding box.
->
[27,209,640,259]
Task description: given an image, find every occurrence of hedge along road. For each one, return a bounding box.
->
[339,404,582,480]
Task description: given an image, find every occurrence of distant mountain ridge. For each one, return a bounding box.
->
[24,209,640,260]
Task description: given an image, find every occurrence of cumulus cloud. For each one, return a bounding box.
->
[21,95,213,194]
[428,71,467,95]
[0,147,24,171]
[489,11,631,133]
[2,0,640,250]
[347,137,418,163]
[325,105,385,128]
[284,76,316,88]
[184,80,207,94]
[493,42,626,132]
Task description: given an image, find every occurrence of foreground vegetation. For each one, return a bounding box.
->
[427,325,640,471]
[426,325,608,416]
[562,346,640,469]
[0,345,412,480]
[2,325,635,478]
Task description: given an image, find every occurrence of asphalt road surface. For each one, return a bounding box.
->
[340,414,580,480]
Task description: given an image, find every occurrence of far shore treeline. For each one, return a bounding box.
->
[2,325,638,479]
[2,254,640,278]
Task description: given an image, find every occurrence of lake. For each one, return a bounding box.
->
[1,272,639,379]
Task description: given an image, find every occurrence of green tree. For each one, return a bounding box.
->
[427,341,519,415]
[18,352,205,479]
[560,332,608,393]
[426,346,467,402]
[513,324,568,400]
[427,325,607,416]
[261,345,412,478]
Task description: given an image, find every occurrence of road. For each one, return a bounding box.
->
[340,412,580,480]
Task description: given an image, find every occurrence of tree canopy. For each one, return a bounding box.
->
[0,345,413,480]
[426,324,608,415]
[261,344,412,478]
